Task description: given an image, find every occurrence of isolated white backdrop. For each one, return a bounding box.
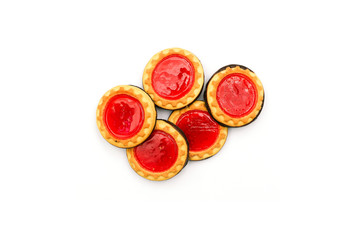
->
[1,0,359,239]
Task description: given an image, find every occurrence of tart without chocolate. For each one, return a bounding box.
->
[168,101,228,160]
[143,48,204,110]
[96,85,156,148]
[127,120,189,181]
[205,65,264,127]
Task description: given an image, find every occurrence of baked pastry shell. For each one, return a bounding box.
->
[143,48,204,110]
[126,120,189,181]
[205,65,264,127]
[96,85,156,148]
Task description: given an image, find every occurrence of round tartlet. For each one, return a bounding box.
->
[168,101,228,160]
[205,65,264,127]
[96,85,156,148]
[126,120,189,181]
[143,48,204,110]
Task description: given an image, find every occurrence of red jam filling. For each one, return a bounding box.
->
[176,110,220,152]
[134,130,178,172]
[216,73,258,118]
[151,54,195,100]
[103,94,145,140]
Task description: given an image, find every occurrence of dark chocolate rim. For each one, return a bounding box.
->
[204,64,264,128]
[213,64,254,74]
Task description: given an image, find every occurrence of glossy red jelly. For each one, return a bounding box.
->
[104,94,145,139]
[152,54,195,100]
[134,130,178,172]
[216,73,257,118]
[176,110,220,151]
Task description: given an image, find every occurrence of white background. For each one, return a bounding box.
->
[1,0,359,239]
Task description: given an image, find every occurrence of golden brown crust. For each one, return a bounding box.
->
[168,101,228,161]
[126,120,188,181]
[206,66,264,127]
[143,48,204,110]
[96,85,156,148]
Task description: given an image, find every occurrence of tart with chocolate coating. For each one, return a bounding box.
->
[127,120,189,181]
[96,85,156,148]
[205,65,264,127]
[168,101,228,160]
[143,48,204,110]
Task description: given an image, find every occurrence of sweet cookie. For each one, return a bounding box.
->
[168,101,228,160]
[127,120,189,181]
[205,65,264,127]
[96,85,156,148]
[143,48,204,110]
